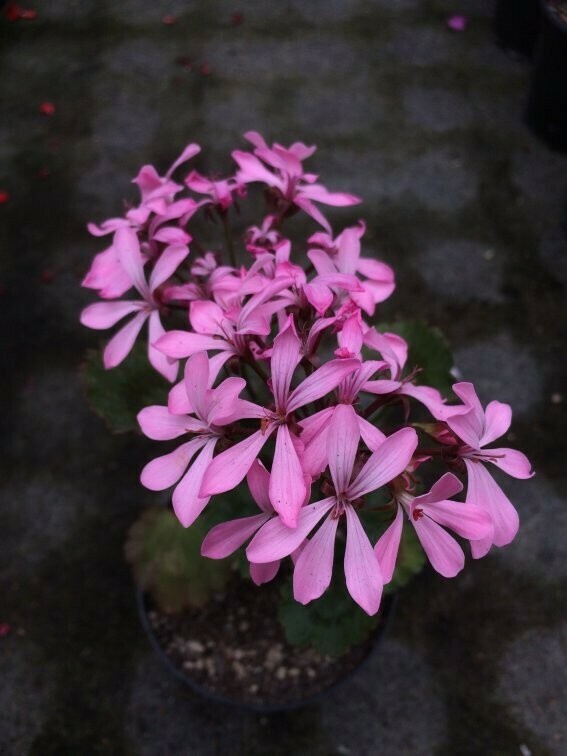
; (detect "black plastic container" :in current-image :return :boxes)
[136,588,397,713]
[495,0,541,57]
[525,1,567,152]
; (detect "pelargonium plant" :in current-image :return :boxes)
[80,133,533,652]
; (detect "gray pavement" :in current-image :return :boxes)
[1,1,566,754]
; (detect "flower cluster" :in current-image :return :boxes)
[81,134,533,616]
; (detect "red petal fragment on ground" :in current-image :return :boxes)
[39,102,55,116]
[4,3,21,21]
[230,12,244,26]
[40,269,54,283]
[37,167,51,179]
[199,63,212,76]
[0,191,9,204]
[162,15,177,25]
[447,15,468,32]
[20,8,37,19]
[0,623,11,637]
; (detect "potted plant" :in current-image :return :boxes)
[80,134,533,709]
[525,0,567,151]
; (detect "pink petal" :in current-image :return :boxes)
[190,300,227,336]
[414,490,493,541]
[478,400,512,446]
[168,379,192,415]
[464,459,519,548]
[286,358,360,414]
[201,513,270,559]
[270,316,301,411]
[374,504,403,584]
[166,142,201,178]
[293,514,338,604]
[148,312,178,382]
[154,331,230,358]
[335,226,360,275]
[247,459,272,513]
[358,416,386,451]
[478,447,534,479]
[344,504,383,616]
[137,405,196,440]
[172,438,217,527]
[411,516,465,578]
[303,282,333,315]
[246,497,335,563]
[149,244,190,292]
[114,227,150,299]
[294,195,331,232]
[416,472,463,505]
[80,300,144,329]
[206,376,247,426]
[250,560,280,585]
[103,311,148,368]
[327,404,359,493]
[446,408,484,449]
[269,425,307,528]
[347,427,418,500]
[184,352,209,421]
[307,248,336,276]
[300,184,361,207]
[400,383,448,417]
[199,427,274,497]
[140,437,206,491]
[232,150,281,187]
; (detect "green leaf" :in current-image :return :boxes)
[277,576,380,657]
[81,342,169,433]
[125,508,231,613]
[381,320,454,395]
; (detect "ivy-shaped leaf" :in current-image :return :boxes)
[125,507,231,613]
[381,320,454,396]
[277,576,380,657]
[81,342,170,433]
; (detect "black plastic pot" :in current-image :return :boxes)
[495,0,541,57]
[525,1,567,151]
[136,587,397,713]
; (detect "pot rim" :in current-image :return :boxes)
[136,586,397,714]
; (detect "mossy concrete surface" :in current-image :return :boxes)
[1,1,566,754]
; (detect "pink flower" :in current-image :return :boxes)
[185,170,244,211]
[247,405,419,615]
[376,473,492,581]
[232,131,361,231]
[201,459,282,585]
[308,222,395,315]
[443,383,533,557]
[80,227,188,380]
[138,352,259,527]
[199,316,360,527]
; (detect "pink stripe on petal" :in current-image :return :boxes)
[374,504,404,584]
[250,560,280,585]
[464,459,519,548]
[269,425,307,528]
[411,516,465,578]
[201,513,270,559]
[478,447,534,479]
[137,405,194,440]
[115,227,150,299]
[103,311,148,368]
[327,404,359,493]
[184,352,209,421]
[347,427,418,500]
[199,427,274,497]
[246,497,335,563]
[293,514,338,604]
[140,437,206,491]
[172,438,217,527]
[270,316,301,411]
[80,300,144,329]
[344,504,383,616]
